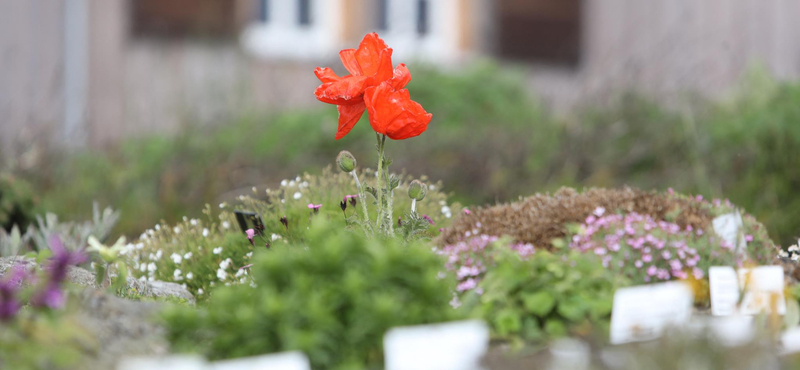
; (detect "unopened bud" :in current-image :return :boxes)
[408,180,427,201]
[336,150,357,173]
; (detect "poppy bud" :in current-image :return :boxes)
[336,150,357,173]
[408,180,427,201]
[340,200,347,212]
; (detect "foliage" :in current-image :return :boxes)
[129,169,460,300]
[0,310,94,370]
[163,220,462,370]
[438,235,534,295]
[465,249,626,346]
[0,173,36,233]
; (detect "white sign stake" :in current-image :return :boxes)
[610,282,693,344]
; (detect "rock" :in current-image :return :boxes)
[0,256,194,304]
[74,289,171,370]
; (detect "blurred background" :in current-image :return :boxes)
[1,0,799,246]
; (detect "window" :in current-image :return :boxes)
[377,0,389,31]
[259,0,269,23]
[416,0,429,36]
[298,0,311,26]
[496,0,582,66]
[131,0,238,38]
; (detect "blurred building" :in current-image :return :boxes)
[2,0,800,153]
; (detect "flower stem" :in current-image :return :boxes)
[375,134,386,232]
[351,171,372,234]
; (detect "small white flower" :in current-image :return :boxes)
[250,281,257,288]
[441,206,451,214]
[289,180,296,187]
[173,226,181,234]
[147,263,157,272]
[148,276,154,282]
[235,269,245,278]
[246,252,253,258]
[181,283,187,289]
[281,179,288,186]
[219,258,232,269]
[138,276,147,281]
[183,252,193,259]
[301,181,309,188]
[210,282,215,287]
[197,288,204,295]
[429,184,436,191]
[186,272,193,280]
[202,228,209,237]
[213,247,223,255]
[182,216,188,222]
[271,233,282,241]
[219,202,226,209]
[155,224,161,231]
[281,199,286,204]
[252,187,257,193]
[222,221,230,229]
[147,229,155,236]
[293,192,302,200]
[217,268,227,280]
[174,269,183,281]
[139,233,148,240]
[170,253,182,264]
[139,263,147,272]
[136,243,144,250]
[190,219,198,226]
[156,250,163,260]
[90,262,96,269]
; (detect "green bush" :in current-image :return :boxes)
[163,220,462,369]
[466,249,627,346]
[0,173,36,232]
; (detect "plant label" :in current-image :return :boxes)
[712,211,746,257]
[781,327,800,355]
[709,266,741,316]
[709,266,786,316]
[609,282,693,344]
[384,320,489,370]
[117,355,207,370]
[210,351,311,370]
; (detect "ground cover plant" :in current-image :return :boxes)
[163,220,461,369]
[128,169,460,301]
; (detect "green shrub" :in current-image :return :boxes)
[163,220,462,369]
[0,173,36,232]
[465,249,626,346]
[0,311,93,370]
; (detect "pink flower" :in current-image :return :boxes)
[463,209,471,215]
[594,207,606,216]
[634,260,643,268]
[647,265,658,276]
[246,229,255,240]
[642,254,653,263]
[662,251,671,259]
[745,234,754,242]
[307,203,322,210]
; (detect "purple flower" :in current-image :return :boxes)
[463,209,471,215]
[246,229,255,246]
[745,234,754,242]
[31,236,86,309]
[0,266,28,321]
[647,265,658,276]
[422,215,435,225]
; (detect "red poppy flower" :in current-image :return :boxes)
[363,82,432,140]
[314,33,412,140]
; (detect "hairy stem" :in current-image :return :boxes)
[351,171,372,235]
[375,134,386,232]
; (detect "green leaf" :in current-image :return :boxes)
[522,291,556,317]
[556,297,587,321]
[493,308,522,336]
[521,317,544,341]
[544,319,567,338]
[95,264,107,287]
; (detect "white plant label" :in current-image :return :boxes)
[781,327,800,355]
[712,211,746,257]
[709,266,741,316]
[709,266,785,316]
[210,351,311,370]
[384,320,489,370]
[609,282,693,344]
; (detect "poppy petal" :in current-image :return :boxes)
[314,67,341,83]
[314,75,371,105]
[355,33,393,79]
[363,82,431,140]
[389,64,411,90]
[335,102,366,140]
[339,49,362,76]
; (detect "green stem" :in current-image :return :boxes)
[375,134,386,231]
[351,171,372,235]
